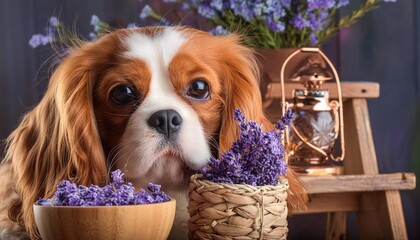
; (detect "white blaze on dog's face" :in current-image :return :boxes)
[118,29,211,188]
[94,27,224,190]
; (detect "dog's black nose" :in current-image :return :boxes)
[147,109,183,138]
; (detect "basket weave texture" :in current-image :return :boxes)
[188,174,288,240]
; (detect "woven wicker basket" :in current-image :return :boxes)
[188,174,289,240]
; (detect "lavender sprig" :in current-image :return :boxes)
[36,169,170,206]
[202,108,293,186]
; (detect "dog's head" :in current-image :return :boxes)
[92,27,272,189]
[4,26,271,238]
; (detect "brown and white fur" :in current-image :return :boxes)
[0,26,304,239]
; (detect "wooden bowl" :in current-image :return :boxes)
[33,199,176,240]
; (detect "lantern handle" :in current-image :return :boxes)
[280,47,345,162]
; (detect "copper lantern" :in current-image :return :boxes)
[280,48,345,175]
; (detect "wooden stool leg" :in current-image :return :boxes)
[326,212,347,240]
[385,190,408,240]
[343,98,378,175]
[283,85,413,240]
[342,98,408,239]
[357,191,407,240]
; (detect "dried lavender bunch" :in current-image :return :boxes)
[202,108,293,186]
[36,170,170,206]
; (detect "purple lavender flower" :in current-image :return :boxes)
[210,0,224,11]
[266,18,285,32]
[336,0,350,8]
[29,34,44,48]
[275,108,294,131]
[307,13,321,31]
[148,183,171,203]
[36,198,52,206]
[49,17,59,27]
[158,18,172,26]
[147,183,161,193]
[252,1,265,17]
[202,108,293,186]
[88,32,98,40]
[291,13,308,31]
[133,189,155,205]
[280,0,292,7]
[52,180,78,206]
[84,184,105,206]
[28,16,59,48]
[230,0,255,21]
[90,15,101,32]
[127,22,137,28]
[281,108,294,126]
[111,169,124,186]
[233,108,246,124]
[262,0,280,14]
[307,0,336,11]
[36,170,170,206]
[309,33,318,46]
[198,4,217,18]
[209,25,231,36]
[140,5,153,19]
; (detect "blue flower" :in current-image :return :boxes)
[210,0,224,11]
[88,32,97,40]
[49,17,59,27]
[90,15,99,25]
[336,0,350,8]
[291,13,308,30]
[198,4,217,18]
[158,18,171,26]
[140,5,153,19]
[252,1,265,17]
[90,15,101,32]
[266,18,285,32]
[209,25,231,36]
[309,33,318,46]
[29,34,44,48]
[307,0,336,11]
[28,17,59,49]
[127,23,137,28]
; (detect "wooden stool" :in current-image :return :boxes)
[265,82,416,239]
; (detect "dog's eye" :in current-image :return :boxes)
[110,85,138,105]
[186,80,210,100]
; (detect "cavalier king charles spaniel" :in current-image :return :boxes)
[0,26,304,239]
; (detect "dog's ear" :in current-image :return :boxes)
[4,44,109,238]
[216,35,272,154]
[216,35,308,209]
